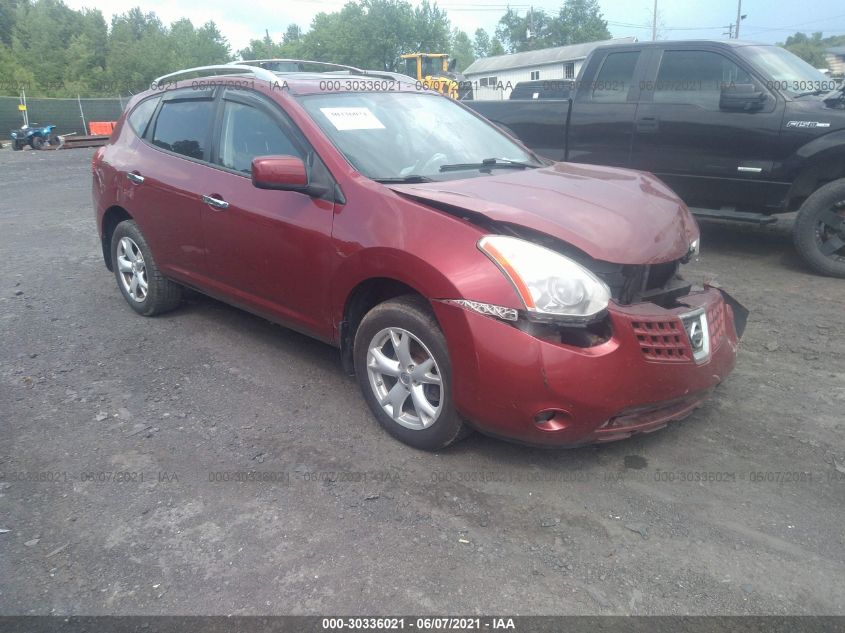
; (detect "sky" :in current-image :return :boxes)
[62,0,845,54]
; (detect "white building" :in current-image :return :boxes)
[463,37,637,100]
[826,46,845,77]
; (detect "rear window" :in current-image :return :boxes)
[127,96,160,137]
[151,99,215,160]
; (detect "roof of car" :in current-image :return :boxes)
[596,39,767,50]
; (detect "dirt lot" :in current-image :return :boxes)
[1,148,843,616]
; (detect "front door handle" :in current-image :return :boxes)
[636,116,659,132]
[126,171,144,184]
[202,194,229,210]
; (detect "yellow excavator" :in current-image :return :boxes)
[401,53,469,100]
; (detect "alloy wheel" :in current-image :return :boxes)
[116,236,148,302]
[366,327,443,430]
[815,200,845,261]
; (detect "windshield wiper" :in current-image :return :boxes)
[439,157,538,173]
[372,175,433,183]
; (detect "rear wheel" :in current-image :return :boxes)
[110,220,182,316]
[12,139,22,151]
[353,295,468,450]
[793,179,845,278]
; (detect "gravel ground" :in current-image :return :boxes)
[1,147,843,616]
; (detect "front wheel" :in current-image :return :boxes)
[31,136,45,150]
[353,296,468,450]
[110,220,182,316]
[793,179,845,278]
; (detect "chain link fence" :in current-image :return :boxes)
[1,96,126,136]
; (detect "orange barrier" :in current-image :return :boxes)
[88,121,116,135]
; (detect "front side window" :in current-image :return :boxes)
[653,50,755,109]
[592,51,639,103]
[217,100,303,174]
[298,92,541,181]
[151,99,214,160]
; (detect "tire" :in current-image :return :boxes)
[12,139,22,151]
[48,133,60,147]
[353,295,469,450]
[793,178,845,278]
[110,220,182,316]
[31,136,45,150]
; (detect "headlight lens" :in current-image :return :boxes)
[478,235,611,318]
[689,238,700,260]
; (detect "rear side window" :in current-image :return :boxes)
[127,96,160,137]
[217,100,303,173]
[151,99,215,160]
[592,51,639,103]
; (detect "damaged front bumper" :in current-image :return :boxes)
[433,286,745,447]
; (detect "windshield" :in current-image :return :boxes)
[298,91,541,181]
[744,45,839,96]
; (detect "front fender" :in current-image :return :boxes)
[781,129,845,203]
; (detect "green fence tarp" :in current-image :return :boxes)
[1,96,125,137]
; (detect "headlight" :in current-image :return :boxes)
[478,235,611,319]
[689,238,700,260]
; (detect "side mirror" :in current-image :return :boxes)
[251,155,308,191]
[720,83,767,112]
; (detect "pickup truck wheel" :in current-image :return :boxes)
[793,179,845,278]
[110,220,182,316]
[353,296,469,450]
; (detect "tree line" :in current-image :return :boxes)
[0,0,612,96]
[782,32,845,69]
[0,0,840,98]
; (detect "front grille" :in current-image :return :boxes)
[631,317,691,362]
[707,301,726,349]
[592,261,687,307]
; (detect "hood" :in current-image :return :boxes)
[387,162,699,265]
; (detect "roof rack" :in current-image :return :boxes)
[233,59,365,74]
[233,59,412,83]
[151,59,418,91]
[153,64,278,87]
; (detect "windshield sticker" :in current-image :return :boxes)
[320,107,386,131]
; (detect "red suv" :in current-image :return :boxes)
[92,62,744,450]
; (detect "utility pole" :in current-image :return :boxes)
[724,23,734,39]
[652,0,657,41]
[735,0,742,39]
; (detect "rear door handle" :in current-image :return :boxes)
[636,116,659,132]
[202,194,229,210]
[126,171,144,184]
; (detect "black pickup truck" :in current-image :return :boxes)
[466,40,845,278]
